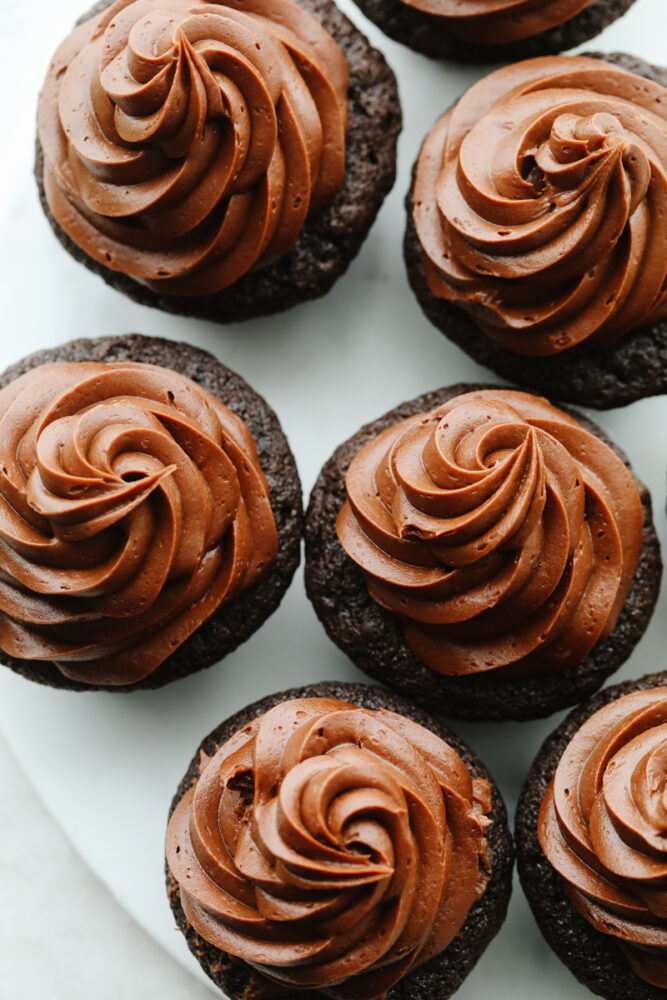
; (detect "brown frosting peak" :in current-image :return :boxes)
[398,0,592,44]
[539,686,667,987]
[336,389,642,677]
[166,697,492,999]
[0,361,277,685]
[38,0,348,296]
[413,56,667,355]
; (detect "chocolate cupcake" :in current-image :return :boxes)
[352,0,637,62]
[516,671,667,997]
[35,0,401,322]
[0,334,302,691]
[165,681,513,1000]
[305,384,661,722]
[406,53,667,408]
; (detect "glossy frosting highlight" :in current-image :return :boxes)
[399,0,591,45]
[539,686,667,988]
[0,361,277,685]
[38,0,348,296]
[337,389,642,678]
[166,696,492,999]
[413,56,667,355]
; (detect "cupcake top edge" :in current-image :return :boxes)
[166,693,493,999]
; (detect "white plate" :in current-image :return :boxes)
[0,1,666,996]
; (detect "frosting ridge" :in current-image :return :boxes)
[413,56,667,355]
[38,0,349,296]
[0,361,277,685]
[539,686,667,987]
[166,696,492,999]
[336,389,643,677]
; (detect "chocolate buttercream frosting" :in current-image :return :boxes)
[336,388,642,678]
[413,55,667,355]
[166,696,492,999]
[0,361,277,685]
[398,0,592,44]
[538,686,667,988]
[38,0,348,297]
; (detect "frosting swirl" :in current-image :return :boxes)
[38,0,348,296]
[413,56,667,355]
[166,696,491,998]
[0,361,277,685]
[337,389,642,677]
[539,686,667,988]
[399,0,592,45]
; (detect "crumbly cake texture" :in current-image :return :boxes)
[35,0,401,322]
[304,383,661,722]
[0,334,303,692]
[353,0,636,62]
[404,52,667,410]
[516,671,667,1000]
[166,681,514,1000]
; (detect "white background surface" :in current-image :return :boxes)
[0,0,666,997]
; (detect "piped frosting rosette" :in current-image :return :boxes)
[336,389,643,678]
[0,362,277,685]
[539,686,667,988]
[413,56,667,355]
[399,0,593,45]
[38,0,348,296]
[166,696,491,999]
